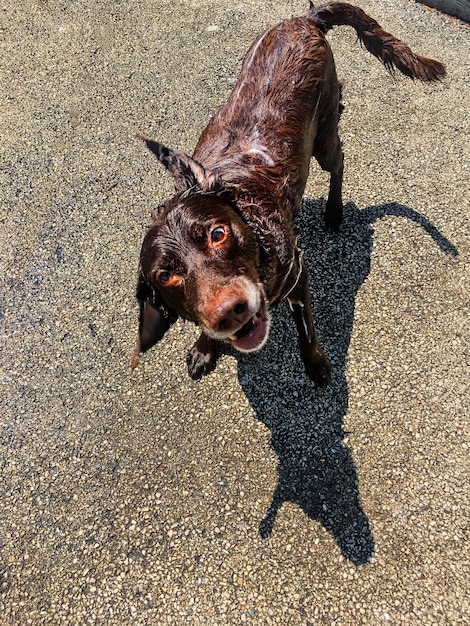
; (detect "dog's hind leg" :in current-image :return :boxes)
[313,79,345,230]
[287,258,332,387]
[324,152,344,231]
[313,118,344,231]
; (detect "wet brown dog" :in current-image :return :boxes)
[132,2,445,385]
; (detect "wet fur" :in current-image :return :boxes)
[133,2,445,384]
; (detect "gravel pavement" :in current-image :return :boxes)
[1,1,469,624]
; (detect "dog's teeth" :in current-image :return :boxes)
[229,334,238,340]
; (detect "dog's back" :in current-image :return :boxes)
[193,17,337,220]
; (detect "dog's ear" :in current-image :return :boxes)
[137,134,221,193]
[131,270,178,370]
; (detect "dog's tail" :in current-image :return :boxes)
[308,2,446,82]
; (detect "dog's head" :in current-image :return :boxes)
[132,138,271,369]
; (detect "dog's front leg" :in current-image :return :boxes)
[186,332,218,380]
[287,259,332,387]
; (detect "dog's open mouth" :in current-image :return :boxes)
[226,310,270,352]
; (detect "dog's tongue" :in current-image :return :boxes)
[227,315,269,352]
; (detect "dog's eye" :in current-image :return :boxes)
[210,225,229,245]
[156,269,183,287]
[157,270,173,285]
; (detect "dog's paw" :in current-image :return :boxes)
[186,346,216,380]
[302,350,332,388]
[186,337,217,380]
[307,362,332,388]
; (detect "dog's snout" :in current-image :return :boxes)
[203,290,251,334]
[215,297,249,333]
[233,302,248,316]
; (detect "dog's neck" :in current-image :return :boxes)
[226,185,301,304]
[269,246,304,304]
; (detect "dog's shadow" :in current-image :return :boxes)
[234,200,457,565]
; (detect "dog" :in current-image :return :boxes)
[132,2,445,386]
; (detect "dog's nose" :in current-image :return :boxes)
[217,301,249,333]
[207,292,250,334]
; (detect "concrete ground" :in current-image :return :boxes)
[1,0,468,624]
